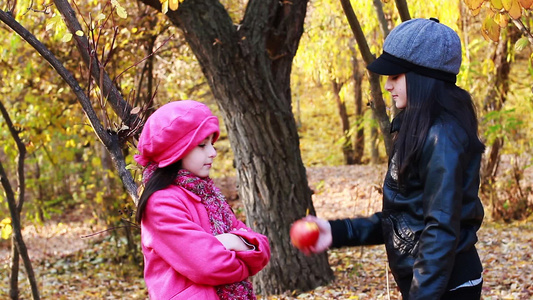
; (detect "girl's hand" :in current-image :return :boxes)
[215,233,255,251]
[298,215,332,255]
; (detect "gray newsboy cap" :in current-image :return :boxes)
[367,18,462,83]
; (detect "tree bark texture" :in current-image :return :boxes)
[351,55,364,164]
[10,244,20,299]
[138,0,333,294]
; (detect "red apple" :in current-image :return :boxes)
[290,219,319,249]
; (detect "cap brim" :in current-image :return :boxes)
[367,52,411,75]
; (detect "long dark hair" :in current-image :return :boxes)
[136,162,182,223]
[393,72,485,181]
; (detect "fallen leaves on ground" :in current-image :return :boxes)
[0,165,532,299]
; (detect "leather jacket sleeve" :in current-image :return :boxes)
[329,213,385,248]
[408,122,469,299]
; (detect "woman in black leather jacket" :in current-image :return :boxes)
[297,18,485,300]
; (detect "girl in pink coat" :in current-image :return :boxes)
[134,100,271,300]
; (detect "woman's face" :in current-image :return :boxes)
[182,133,217,178]
[385,73,407,109]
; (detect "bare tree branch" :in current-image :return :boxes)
[373,0,400,118]
[53,0,136,127]
[0,9,139,204]
[373,0,390,37]
[0,100,40,300]
[0,97,27,299]
[395,0,411,22]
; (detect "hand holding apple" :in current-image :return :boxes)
[290,219,320,250]
[290,216,332,255]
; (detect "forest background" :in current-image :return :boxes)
[0,0,532,299]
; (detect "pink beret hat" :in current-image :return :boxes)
[134,100,220,168]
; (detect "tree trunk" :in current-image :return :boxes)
[370,110,380,164]
[351,54,364,164]
[138,0,333,294]
[332,80,356,165]
[480,27,520,203]
[9,242,19,300]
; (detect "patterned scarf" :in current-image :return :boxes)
[143,165,255,300]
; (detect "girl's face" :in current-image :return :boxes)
[182,133,217,178]
[385,73,407,109]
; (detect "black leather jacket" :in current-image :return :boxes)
[329,114,484,300]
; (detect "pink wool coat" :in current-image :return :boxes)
[141,185,271,299]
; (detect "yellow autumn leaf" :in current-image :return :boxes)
[91,156,101,167]
[491,0,504,9]
[75,30,84,36]
[495,13,509,27]
[508,0,522,19]
[117,6,127,18]
[1,225,12,239]
[520,0,533,8]
[466,0,486,10]
[95,13,106,22]
[45,15,60,31]
[515,37,529,51]
[169,0,179,11]
[65,139,76,147]
[62,33,73,42]
[162,0,168,14]
[472,6,482,16]
[502,0,513,10]
[111,0,127,18]
[482,15,500,42]
[126,163,142,171]
[1,218,12,240]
